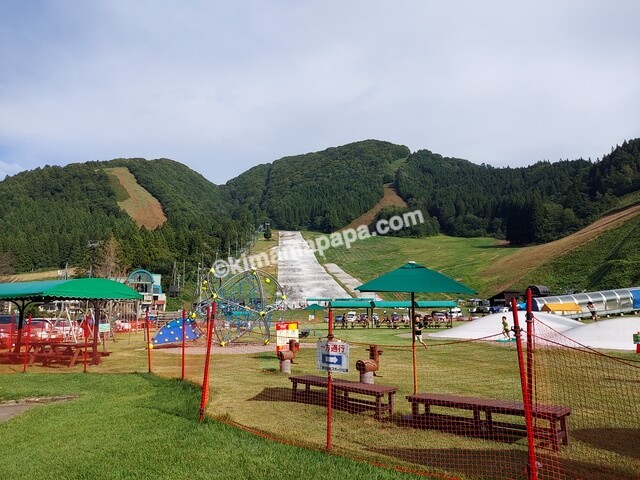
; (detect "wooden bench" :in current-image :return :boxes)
[289,374,397,420]
[406,393,571,451]
[26,341,103,367]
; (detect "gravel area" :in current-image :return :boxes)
[157,342,318,355]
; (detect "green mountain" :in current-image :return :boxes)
[396,139,640,244]
[1,138,639,295]
[221,140,410,231]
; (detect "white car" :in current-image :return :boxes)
[345,311,358,323]
[449,307,462,319]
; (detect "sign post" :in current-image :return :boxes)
[316,340,350,373]
[276,322,299,352]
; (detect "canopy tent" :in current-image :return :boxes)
[371,300,410,309]
[371,300,458,309]
[357,261,476,393]
[0,278,143,301]
[541,302,582,312]
[416,300,458,309]
[0,278,142,363]
[328,299,372,309]
[303,303,325,311]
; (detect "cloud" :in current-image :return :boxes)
[0,1,638,183]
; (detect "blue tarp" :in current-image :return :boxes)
[631,289,640,309]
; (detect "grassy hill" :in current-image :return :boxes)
[309,201,640,298]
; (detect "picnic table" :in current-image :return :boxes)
[25,341,101,367]
[289,374,397,420]
[406,392,571,451]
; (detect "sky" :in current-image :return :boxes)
[1,1,639,184]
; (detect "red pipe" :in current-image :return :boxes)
[181,309,186,381]
[8,312,15,349]
[526,289,535,420]
[83,329,88,373]
[511,298,538,480]
[199,303,217,423]
[22,314,32,373]
[326,306,333,451]
[145,310,152,373]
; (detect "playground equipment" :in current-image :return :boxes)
[195,267,288,346]
[277,338,299,374]
[151,314,202,347]
[356,344,383,384]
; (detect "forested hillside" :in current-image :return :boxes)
[0,159,250,279]
[221,140,411,231]
[1,137,639,295]
[396,139,640,244]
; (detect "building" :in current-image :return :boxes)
[126,269,166,320]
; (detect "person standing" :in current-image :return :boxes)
[587,301,597,321]
[414,316,427,348]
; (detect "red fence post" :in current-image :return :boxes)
[181,309,186,381]
[22,314,32,373]
[145,310,152,373]
[326,306,333,451]
[199,303,217,423]
[511,298,538,480]
[8,312,15,350]
[83,329,88,373]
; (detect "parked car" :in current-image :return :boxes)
[0,318,65,344]
[450,307,462,319]
[431,311,447,321]
[345,311,358,323]
[489,306,509,314]
[475,305,490,314]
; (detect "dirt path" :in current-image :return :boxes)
[0,396,77,423]
[342,183,407,231]
[105,167,167,229]
[484,203,640,292]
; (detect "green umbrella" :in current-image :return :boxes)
[356,261,476,393]
[303,303,325,311]
[355,261,476,295]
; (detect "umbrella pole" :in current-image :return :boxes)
[411,292,418,394]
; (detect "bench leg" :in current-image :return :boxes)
[560,417,569,446]
[68,348,81,367]
[291,382,298,401]
[375,396,382,420]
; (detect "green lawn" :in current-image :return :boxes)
[2,324,639,480]
[303,232,519,298]
[0,373,423,480]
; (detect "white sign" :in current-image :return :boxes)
[316,340,349,373]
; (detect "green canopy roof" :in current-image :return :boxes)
[415,300,458,308]
[371,300,458,309]
[329,299,372,309]
[0,278,143,301]
[356,262,476,295]
[371,301,410,309]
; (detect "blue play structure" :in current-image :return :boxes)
[152,318,202,346]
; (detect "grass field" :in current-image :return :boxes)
[305,232,517,298]
[0,373,420,480]
[2,323,638,480]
